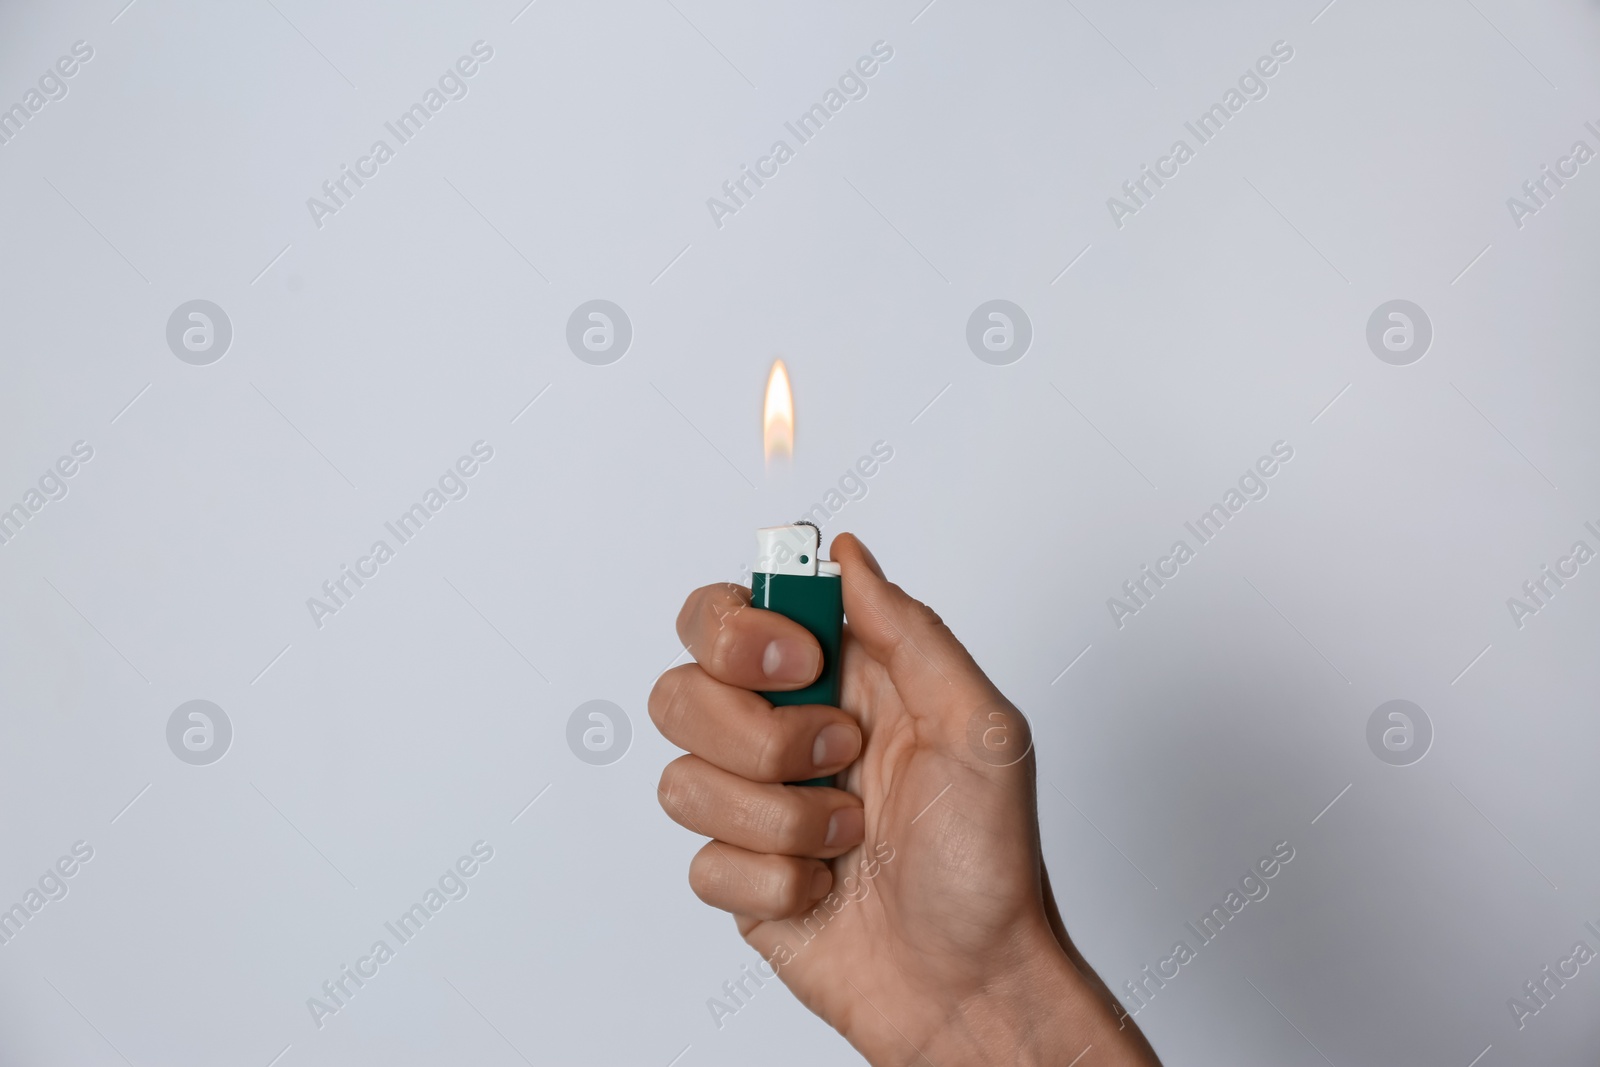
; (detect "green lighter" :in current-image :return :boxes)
[752,522,843,788]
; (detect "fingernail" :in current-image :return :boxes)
[812,723,859,769]
[824,806,864,848]
[762,638,818,684]
[809,866,831,900]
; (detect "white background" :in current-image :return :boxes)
[1,1,1598,1064]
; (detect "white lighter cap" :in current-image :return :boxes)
[755,523,821,576]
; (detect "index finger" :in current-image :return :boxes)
[675,582,822,690]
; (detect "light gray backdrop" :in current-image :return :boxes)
[1,0,1597,1064]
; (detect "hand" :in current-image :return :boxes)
[651,533,1162,1066]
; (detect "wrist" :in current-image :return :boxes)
[915,921,1158,1067]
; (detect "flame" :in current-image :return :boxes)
[763,358,794,464]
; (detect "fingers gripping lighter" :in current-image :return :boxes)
[753,522,842,788]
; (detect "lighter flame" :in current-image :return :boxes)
[763,359,794,464]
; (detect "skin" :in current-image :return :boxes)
[651,533,1163,1066]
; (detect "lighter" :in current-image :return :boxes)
[752,521,843,788]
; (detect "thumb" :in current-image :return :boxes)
[830,532,998,723]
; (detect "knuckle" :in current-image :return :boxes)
[680,584,749,650]
[750,714,791,782]
[677,586,715,640]
[713,582,749,621]
[687,848,728,906]
[657,757,700,822]
[648,665,695,737]
[775,862,812,914]
[705,621,745,674]
[655,768,677,814]
[646,670,676,730]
